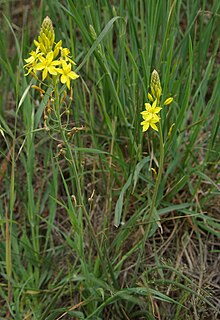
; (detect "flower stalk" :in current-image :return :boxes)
[140,69,173,238]
[145,121,164,238]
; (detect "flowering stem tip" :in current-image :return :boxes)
[140,69,173,132]
[24,16,79,89]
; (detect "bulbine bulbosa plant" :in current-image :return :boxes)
[141,70,173,237]
[24,16,82,155]
[24,16,102,262]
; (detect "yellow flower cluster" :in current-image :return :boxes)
[24,16,79,89]
[141,100,162,132]
[141,70,173,132]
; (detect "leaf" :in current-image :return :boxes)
[195,171,220,191]
[114,174,132,227]
[158,203,191,216]
[132,156,150,192]
[17,79,34,114]
[147,207,162,238]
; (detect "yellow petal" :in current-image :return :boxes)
[48,66,57,75]
[142,114,152,121]
[151,116,160,122]
[69,71,79,80]
[144,103,151,110]
[67,57,76,65]
[142,122,149,132]
[46,51,54,63]
[56,68,64,74]
[140,110,149,116]
[152,99,157,108]
[61,60,68,70]
[54,40,62,50]
[51,60,61,66]
[24,56,34,64]
[38,55,45,63]
[150,123,158,131]
[61,74,68,84]
[42,68,48,80]
[66,78,70,89]
[34,63,45,70]
[153,107,162,113]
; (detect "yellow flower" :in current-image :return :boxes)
[140,100,161,132]
[24,47,40,65]
[34,51,60,80]
[24,16,80,88]
[24,47,43,75]
[53,40,62,58]
[57,60,79,89]
[60,48,76,65]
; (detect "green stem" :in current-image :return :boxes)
[131,115,165,287]
[145,121,164,238]
[54,85,104,268]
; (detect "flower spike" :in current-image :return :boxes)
[24,16,79,90]
[150,69,162,102]
[141,69,174,132]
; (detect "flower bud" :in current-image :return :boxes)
[150,69,162,101]
[38,16,55,53]
[164,97,173,105]
[147,92,154,102]
[41,16,54,38]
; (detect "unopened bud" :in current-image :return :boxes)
[147,92,154,102]
[41,16,54,38]
[38,16,55,53]
[164,97,173,106]
[150,69,162,101]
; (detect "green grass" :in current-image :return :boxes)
[0,0,220,319]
